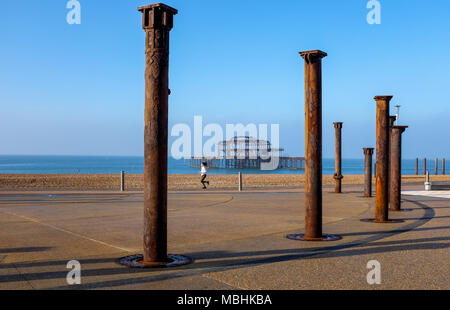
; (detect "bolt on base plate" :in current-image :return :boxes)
[360,218,405,223]
[285,234,342,241]
[116,254,193,268]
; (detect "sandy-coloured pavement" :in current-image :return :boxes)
[0,184,448,290]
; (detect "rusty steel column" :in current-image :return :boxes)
[389,126,408,211]
[374,96,391,222]
[302,50,325,239]
[363,148,374,198]
[443,158,446,175]
[361,96,396,224]
[333,122,343,193]
[415,158,418,175]
[141,3,176,264]
[137,4,187,267]
[300,50,325,240]
[362,97,405,223]
[388,116,396,203]
[286,50,341,242]
[435,158,438,175]
[389,116,396,128]
[117,3,192,268]
[388,116,396,169]
[423,158,426,175]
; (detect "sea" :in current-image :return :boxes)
[0,155,443,175]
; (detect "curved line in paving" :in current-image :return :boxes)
[46,197,436,289]
[0,194,134,206]
[168,194,234,212]
[190,195,234,209]
[0,193,236,208]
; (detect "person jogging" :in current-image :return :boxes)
[200,162,210,189]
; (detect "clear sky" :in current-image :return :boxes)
[1,0,449,158]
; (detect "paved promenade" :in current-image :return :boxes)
[0,185,448,289]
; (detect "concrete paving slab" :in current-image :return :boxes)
[0,186,448,290]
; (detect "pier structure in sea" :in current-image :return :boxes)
[189,136,304,170]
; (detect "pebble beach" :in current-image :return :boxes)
[1,173,449,191]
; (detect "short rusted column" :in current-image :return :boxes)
[443,158,446,175]
[389,126,408,211]
[141,3,175,263]
[435,158,438,175]
[389,116,396,127]
[423,158,426,175]
[363,148,374,198]
[374,96,392,222]
[333,122,343,193]
[415,158,418,175]
[286,50,340,242]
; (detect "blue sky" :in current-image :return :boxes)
[0,0,449,158]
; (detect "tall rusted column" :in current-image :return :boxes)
[435,158,438,175]
[388,116,396,163]
[389,126,408,211]
[141,3,176,263]
[286,50,340,242]
[333,122,344,193]
[415,158,418,175]
[118,3,191,268]
[363,148,374,198]
[302,50,325,239]
[443,158,446,175]
[423,158,426,175]
[388,116,396,203]
[374,96,392,222]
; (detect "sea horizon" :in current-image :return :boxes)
[0,154,445,175]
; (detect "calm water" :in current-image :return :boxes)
[0,155,444,175]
